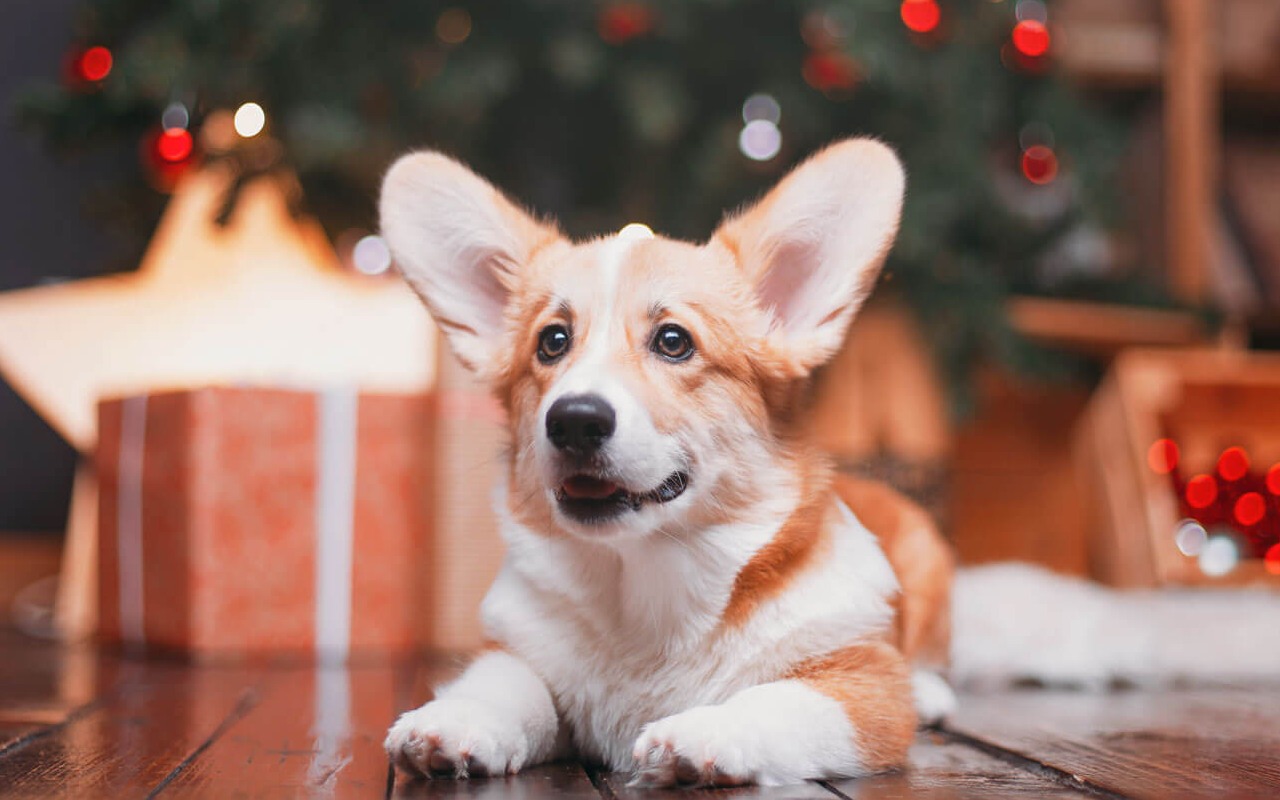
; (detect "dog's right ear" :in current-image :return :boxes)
[380,152,560,373]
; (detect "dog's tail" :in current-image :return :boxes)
[948,562,1280,689]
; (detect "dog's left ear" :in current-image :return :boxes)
[715,138,905,368]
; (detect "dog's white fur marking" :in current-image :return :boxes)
[910,670,957,723]
[383,650,560,776]
[631,680,864,786]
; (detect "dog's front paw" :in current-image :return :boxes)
[385,698,531,778]
[630,705,756,788]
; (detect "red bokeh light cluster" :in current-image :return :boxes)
[1021,144,1058,185]
[1150,439,1280,562]
[900,0,941,34]
[597,3,654,45]
[1012,20,1050,58]
[76,45,113,82]
[803,52,859,93]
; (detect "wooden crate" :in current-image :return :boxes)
[1077,348,1280,588]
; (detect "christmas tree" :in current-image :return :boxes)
[16,0,1154,411]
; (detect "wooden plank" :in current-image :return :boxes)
[592,767,839,798]
[1006,297,1205,357]
[0,533,61,626]
[949,688,1280,799]
[0,656,261,799]
[395,762,602,799]
[826,730,1096,799]
[150,663,405,798]
[0,631,99,730]
[1164,0,1218,302]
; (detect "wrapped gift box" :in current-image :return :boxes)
[423,345,508,652]
[96,386,432,659]
[1075,349,1280,588]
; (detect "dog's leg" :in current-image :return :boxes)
[385,649,560,778]
[631,642,915,787]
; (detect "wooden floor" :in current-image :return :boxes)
[3,631,1279,799]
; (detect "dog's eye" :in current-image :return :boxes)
[652,324,694,362]
[537,325,571,364]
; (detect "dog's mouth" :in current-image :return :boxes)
[554,471,689,524]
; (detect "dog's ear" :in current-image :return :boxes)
[714,138,904,369]
[380,151,560,373]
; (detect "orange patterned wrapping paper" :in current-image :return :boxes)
[97,387,431,659]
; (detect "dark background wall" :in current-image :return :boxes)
[1,1,133,532]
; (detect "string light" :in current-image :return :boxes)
[598,3,655,45]
[742,94,781,125]
[1266,543,1280,576]
[1185,474,1217,510]
[739,119,782,161]
[1199,534,1239,577]
[1014,0,1048,23]
[900,0,941,34]
[352,235,393,275]
[1174,519,1207,557]
[161,102,190,132]
[1021,144,1058,185]
[1217,446,1249,481]
[76,46,113,82]
[1234,492,1265,527]
[1147,438,1179,474]
[155,128,194,162]
[1012,20,1050,57]
[233,102,266,138]
[436,8,472,45]
[803,52,858,93]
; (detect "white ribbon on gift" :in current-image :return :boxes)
[115,387,360,659]
[117,394,148,647]
[315,386,358,662]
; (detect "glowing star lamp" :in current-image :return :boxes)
[0,166,436,637]
[0,166,434,451]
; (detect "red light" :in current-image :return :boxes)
[1234,492,1266,527]
[77,46,113,82]
[1012,20,1050,58]
[1021,145,1058,185]
[1147,438,1179,474]
[1216,446,1249,481]
[803,52,859,92]
[1186,474,1217,509]
[156,129,193,163]
[901,0,941,34]
[597,3,654,45]
[1267,463,1280,496]
[1266,544,1280,576]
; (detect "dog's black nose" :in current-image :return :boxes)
[546,394,616,454]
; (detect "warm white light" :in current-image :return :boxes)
[739,119,782,161]
[742,93,781,125]
[162,102,190,131]
[617,223,654,241]
[1199,534,1239,577]
[1174,519,1207,557]
[352,235,392,275]
[1015,0,1048,23]
[234,102,266,138]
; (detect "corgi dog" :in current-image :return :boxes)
[380,138,953,786]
